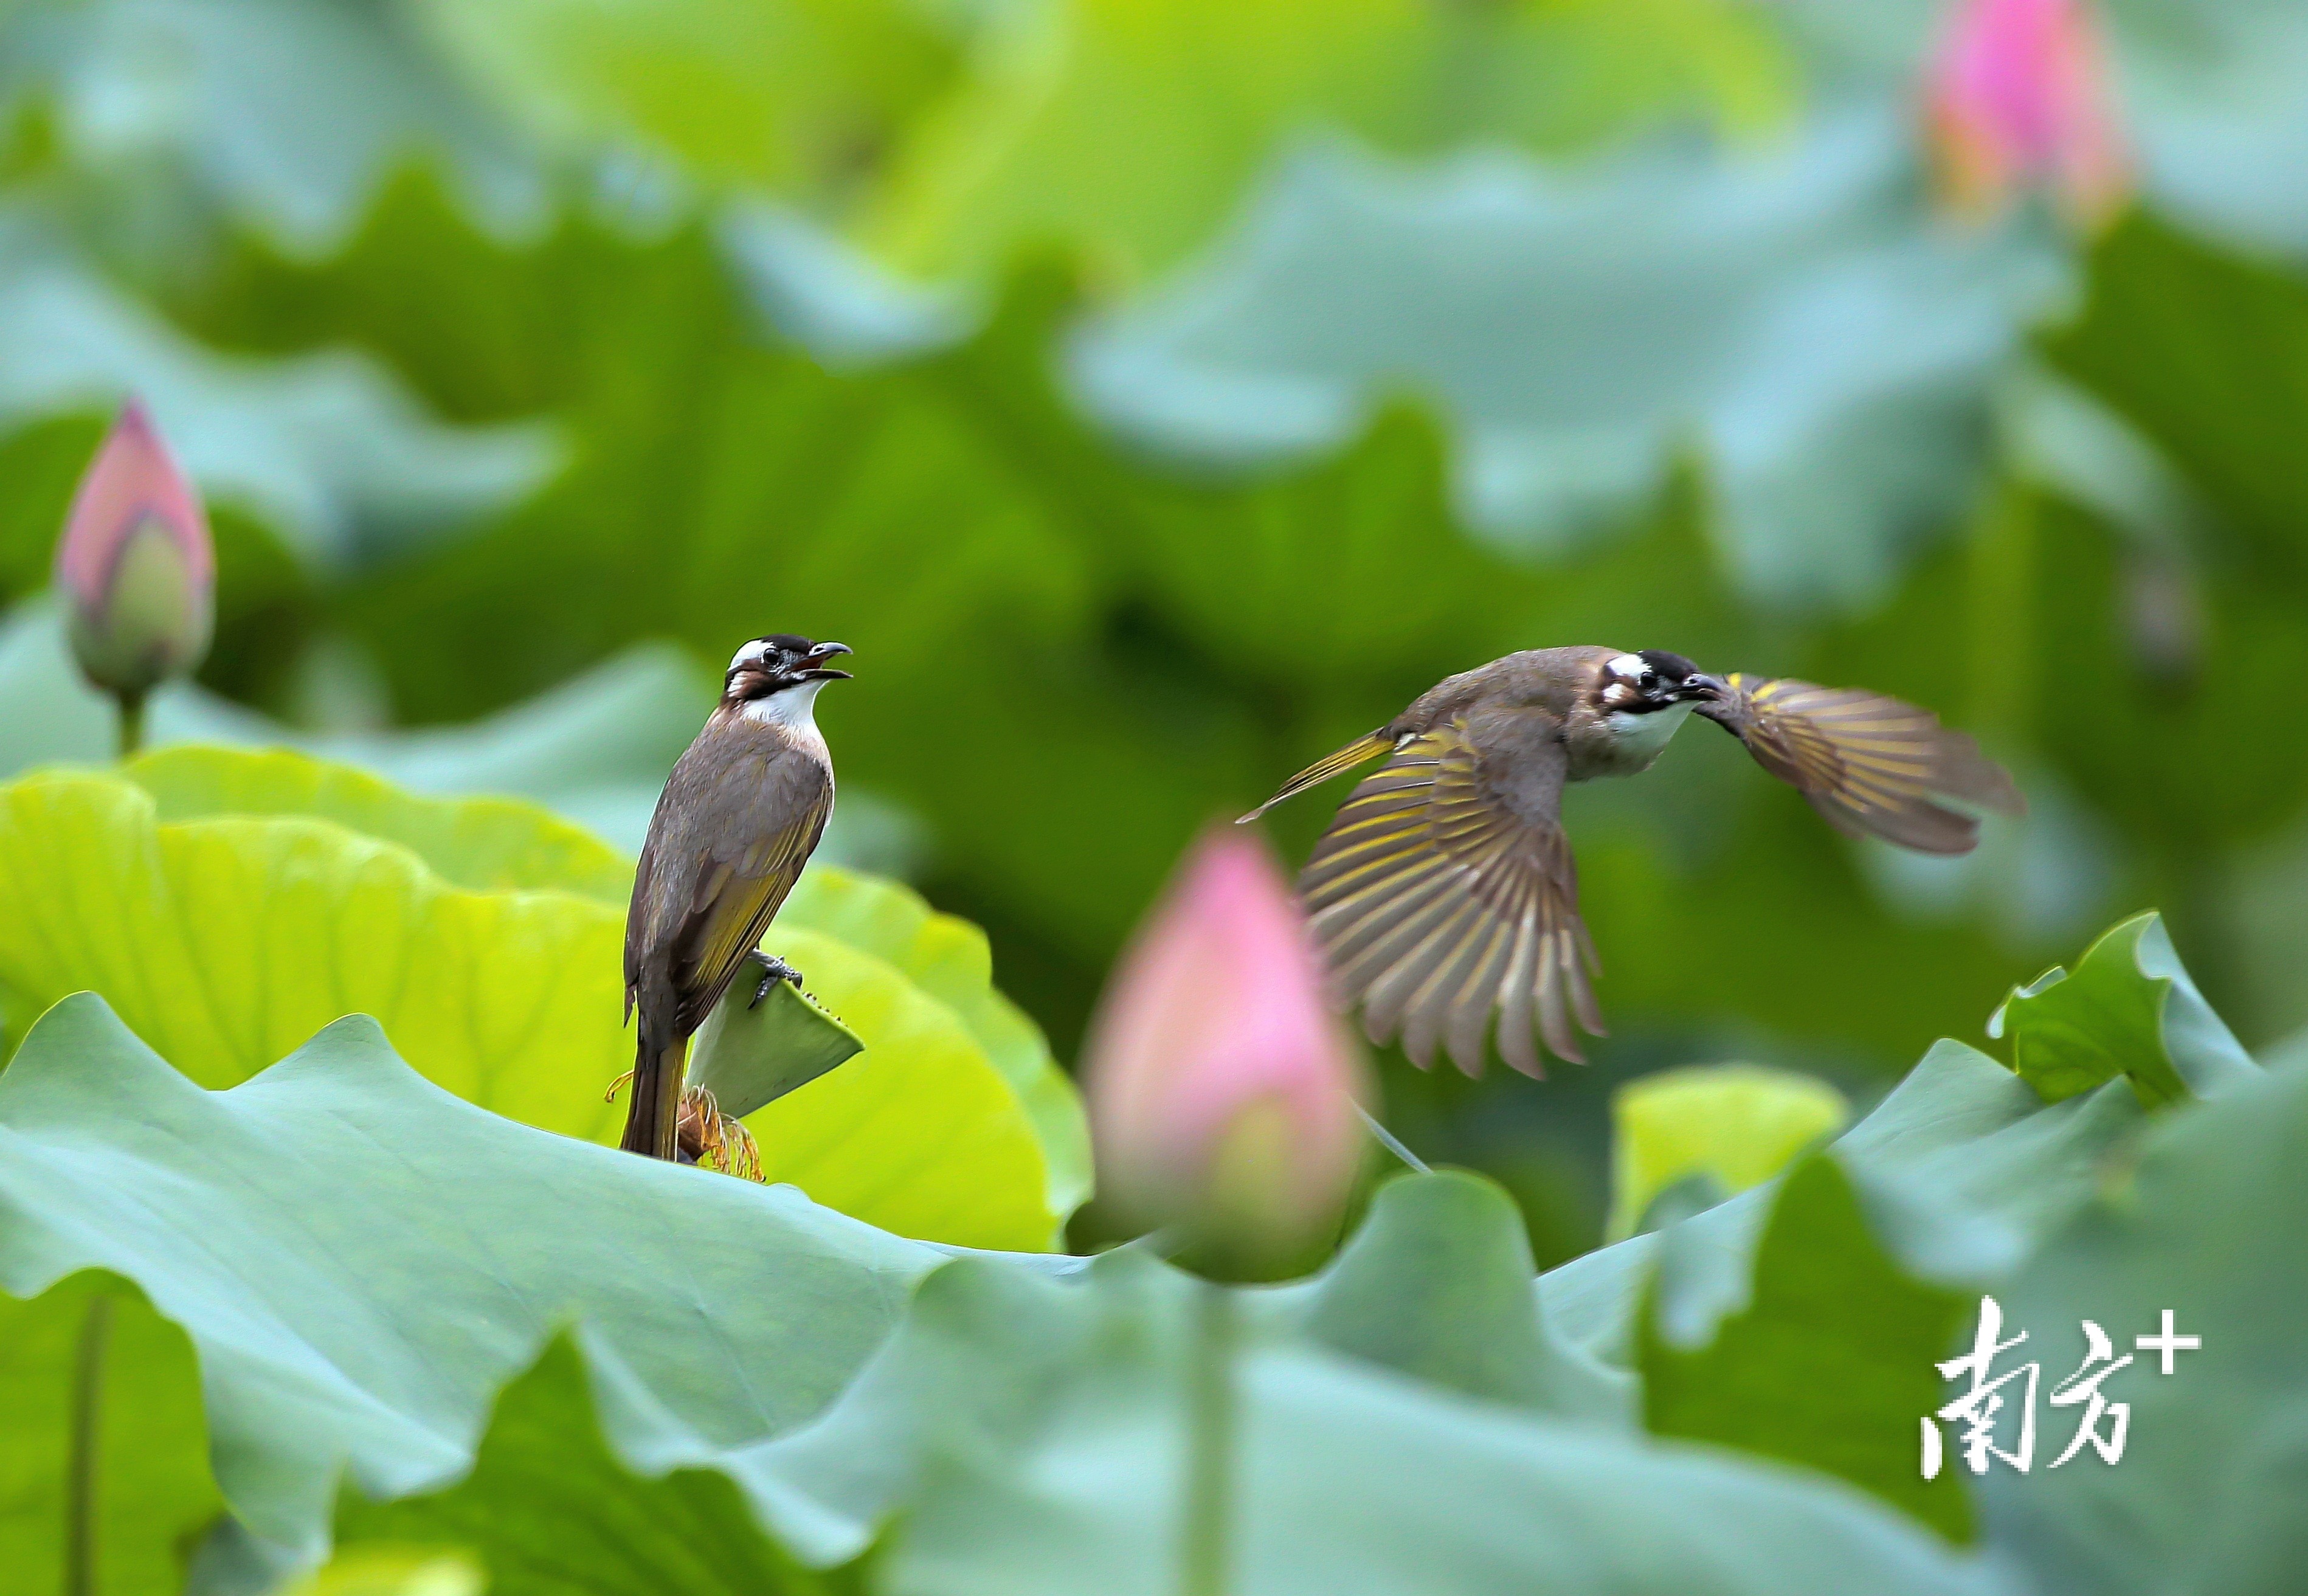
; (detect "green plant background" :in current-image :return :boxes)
[1,7,2304,1245]
[0,0,2303,1587]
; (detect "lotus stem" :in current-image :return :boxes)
[1180,1277,1236,1596]
[66,1293,113,1596]
[1352,1101,1430,1173]
[114,694,145,760]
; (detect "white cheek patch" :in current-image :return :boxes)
[741,678,827,737]
[1603,682,1636,707]
[1608,653,1648,680]
[1606,699,1695,759]
[728,638,775,674]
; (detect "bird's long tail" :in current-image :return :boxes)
[1237,730,1391,823]
[619,1035,689,1160]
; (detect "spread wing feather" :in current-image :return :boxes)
[1702,675,2024,855]
[1299,722,1598,1078]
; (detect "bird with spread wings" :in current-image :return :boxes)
[1245,649,2022,1078]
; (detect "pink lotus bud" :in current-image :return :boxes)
[1925,0,2128,229]
[1085,826,1370,1279]
[55,400,215,706]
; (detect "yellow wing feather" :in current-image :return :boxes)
[1300,722,1598,1077]
[1715,674,2023,855]
[1239,731,1394,822]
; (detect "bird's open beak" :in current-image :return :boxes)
[803,641,854,680]
[1677,673,1727,702]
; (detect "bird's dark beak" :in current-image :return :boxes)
[803,641,854,680]
[1678,673,1726,702]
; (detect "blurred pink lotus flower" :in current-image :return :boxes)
[1926,0,2128,229]
[55,400,214,712]
[1085,826,1370,1277]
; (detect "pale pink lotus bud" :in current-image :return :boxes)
[55,401,215,706]
[1085,826,1370,1277]
[1926,0,2128,228]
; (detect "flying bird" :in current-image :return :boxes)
[1242,648,2022,1077]
[621,634,852,1159]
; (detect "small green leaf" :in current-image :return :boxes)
[1642,1155,1974,1542]
[1988,911,2258,1108]
[689,976,865,1122]
[1608,1064,1849,1242]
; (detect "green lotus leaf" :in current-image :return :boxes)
[413,0,959,195]
[779,865,1091,1218]
[0,1274,219,1596]
[0,261,549,572]
[1988,910,2260,1109]
[106,745,1087,1223]
[747,924,1053,1248]
[0,770,1060,1248]
[2,992,2235,1596]
[1073,109,2064,609]
[119,744,635,902]
[1641,1155,1973,1541]
[767,1248,1999,1595]
[1606,1063,1850,1242]
[0,994,945,1586]
[1986,1055,2308,1595]
[331,1335,856,1596]
[286,1547,485,1596]
[862,0,1792,281]
[1541,1035,2147,1372]
[1294,1170,1628,1423]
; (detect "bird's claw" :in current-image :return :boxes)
[746,951,806,1008]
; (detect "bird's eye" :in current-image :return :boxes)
[1639,670,1659,691]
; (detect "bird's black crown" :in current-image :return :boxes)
[1636,649,1701,683]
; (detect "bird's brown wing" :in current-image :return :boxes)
[1300,720,1598,1078]
[626,735,835,1040]
[1700,674,2025,855]
[665,783,831,1036]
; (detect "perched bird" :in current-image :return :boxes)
[621,634,852,1159]
[1242,648,2022,1078]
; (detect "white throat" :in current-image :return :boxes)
[740,679,827,746]
[1605,698,1694,764]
